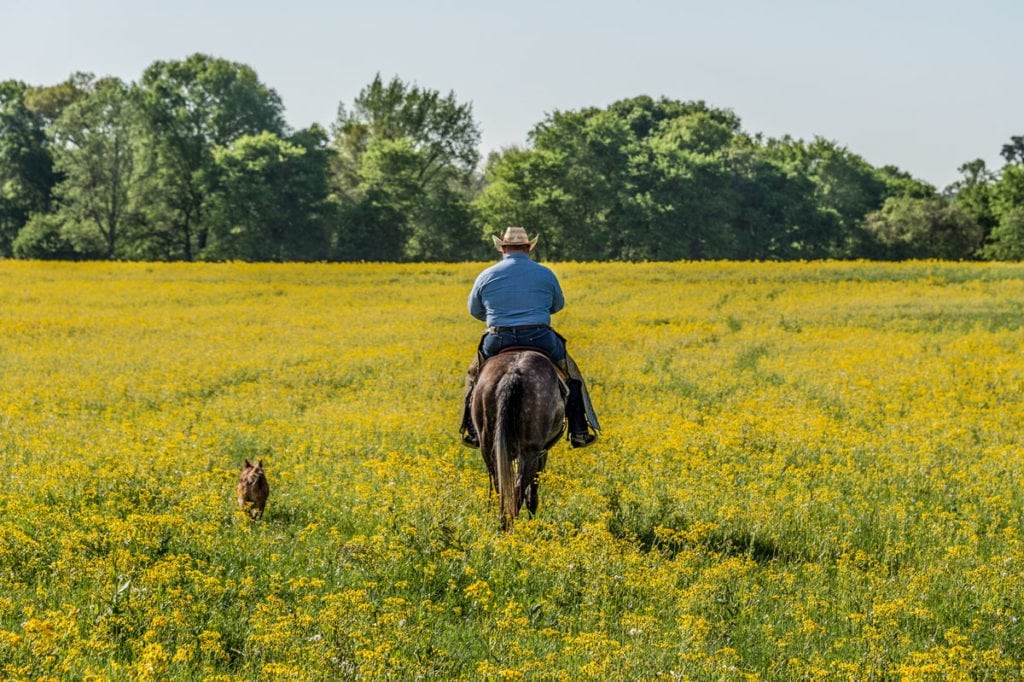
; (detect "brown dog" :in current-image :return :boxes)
[237,459,269,519]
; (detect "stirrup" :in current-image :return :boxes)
[570,431,598,449]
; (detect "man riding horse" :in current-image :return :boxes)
[460,227,600,449]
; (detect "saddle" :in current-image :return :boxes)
[474,341,600,433]
[495,345,547,356]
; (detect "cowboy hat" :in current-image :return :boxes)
[492,226,539,251]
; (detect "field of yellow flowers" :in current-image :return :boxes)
[2,259,1024,680]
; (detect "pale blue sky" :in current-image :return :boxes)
[2,0,1020,189]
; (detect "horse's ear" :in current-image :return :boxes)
[244,459,251,468]
[256,459,263,468]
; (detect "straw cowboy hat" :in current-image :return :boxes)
[492,226,539,251]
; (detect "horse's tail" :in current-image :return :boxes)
[494,369,522,530]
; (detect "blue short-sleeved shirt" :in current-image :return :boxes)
[468,252,565,327]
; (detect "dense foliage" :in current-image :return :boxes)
[3,261,1024,678]
[2,54,1023,262]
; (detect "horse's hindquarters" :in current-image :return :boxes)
[471,351,565,528]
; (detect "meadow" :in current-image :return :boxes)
[2,259,1024,680]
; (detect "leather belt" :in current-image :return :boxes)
[488,324,550,334]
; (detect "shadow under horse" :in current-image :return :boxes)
[471,349,566,530]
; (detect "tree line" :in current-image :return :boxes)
[2,53,1023,263]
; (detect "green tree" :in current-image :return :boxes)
[765,136,888,257]
[138,54,286,260]
[11,213,90,259]
[476,96,750,261]
[875,165,936,199]
[471,147,568,260]
[331,74,481,261]
[981,163,1024,260]
[981,207,1024,260]
[864,196,982,260]
[607,95,741,141]
[619,112,738,260]
[968,136,1024,259]
[0,80,56,255]
[204,127,334,261]
[990,163,1024,217]
[948,159,997,243]
[1001,135,1024,165]
[726,137,834,261]
[24,73,91,127]
[526,107,633,259]
[44,76,148,259]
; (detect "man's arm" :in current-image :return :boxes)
[468,275,488,322]
[549,275,565,315]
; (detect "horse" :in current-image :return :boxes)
[471,349,566,530]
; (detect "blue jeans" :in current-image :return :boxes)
[480,326,566,362]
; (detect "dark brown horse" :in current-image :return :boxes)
[471,349,565,530]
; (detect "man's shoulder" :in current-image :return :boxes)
[478,255,558,279]
[476,260,504,277]
[528,259,559,278]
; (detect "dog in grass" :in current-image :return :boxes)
[237,459,269,520]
